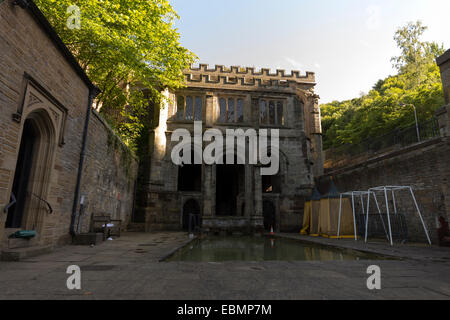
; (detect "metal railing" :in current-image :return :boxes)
[3,193,17,214]
[325,117,441,163]
[28,192,54,214]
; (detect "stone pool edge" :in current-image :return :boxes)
[276,233,450,262]
[158,235,198,262]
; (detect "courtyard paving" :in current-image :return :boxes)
[0,232,449,300]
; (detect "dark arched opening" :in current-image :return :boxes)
[263,200,276,231]
[6,119,37,228]
[178,151,202,192]
[182,199,201,231]
[216,153,245,216]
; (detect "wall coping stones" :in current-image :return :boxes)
[436,49,450,66]
[184,64,316,89]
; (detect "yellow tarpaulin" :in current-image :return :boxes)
[316,180,355,239]
[300,201,311,235]
[300,187,322,236]
[309,200,321,236]
[318,197,355,239]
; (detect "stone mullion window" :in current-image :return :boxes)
[176,95,202,121]
[218,97,244,124]
[259,99,285,126]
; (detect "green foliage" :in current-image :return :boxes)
[321,21,445,150]
[35,0,197,150]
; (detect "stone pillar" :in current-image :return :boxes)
[244,164,253,218]
[436,50,450,138]
[435,105,449,137]
[203,165,213,218]
[205,92,214,126]
[437,49,450,105]
[251,97,260,129]
[436,50,450,219]
[251,166,264,230]
[310,94,324,177]
[202,164,217,231]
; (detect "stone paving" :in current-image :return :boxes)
[0,232,449,300]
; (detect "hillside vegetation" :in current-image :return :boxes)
[321,21,445,150]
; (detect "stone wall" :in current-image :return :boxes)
[0,1,137,251]
[319,135,449,243]
[319,50,450,244]
[437,50,450,137]
[0,1,90,247]
[437,50,450,105]
[77,110,138,234]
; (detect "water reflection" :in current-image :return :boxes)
[167,236,381,262]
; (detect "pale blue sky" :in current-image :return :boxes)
[170,0,450,103]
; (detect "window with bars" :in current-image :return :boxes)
[218,97,244,123]
[259,99,284,126]
[176,95,203,121]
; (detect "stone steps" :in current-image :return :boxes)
[2,228,37,249]
[1,229,52,261]
[1,245,52,261]
[4,237,36,249]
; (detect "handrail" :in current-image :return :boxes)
[28,192,53,214]
[3,193,16,214]
[324,117,441,163]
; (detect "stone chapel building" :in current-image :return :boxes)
[139,65,323,233]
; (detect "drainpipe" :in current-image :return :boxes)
[70,86,100,237]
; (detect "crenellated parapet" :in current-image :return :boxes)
[184,64,315,90]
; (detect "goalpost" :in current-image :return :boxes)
[364,186,432,246]
[338,191,389,241]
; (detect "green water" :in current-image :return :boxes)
[165,236,385,262]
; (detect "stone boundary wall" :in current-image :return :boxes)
[319,135,449,243]
[76,110,138,234]
[0,1,92,248]
[0,1,137,251]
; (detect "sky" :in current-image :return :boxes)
[169,0,450,104]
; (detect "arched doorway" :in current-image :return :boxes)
[182,199,201,231]
[263,200,276,231]
[6,119,36,228]
[6,110,56,231]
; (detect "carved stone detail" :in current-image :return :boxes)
[28,92,43,107]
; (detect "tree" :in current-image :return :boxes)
[391,21,444,88]
[35,0,197,149]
